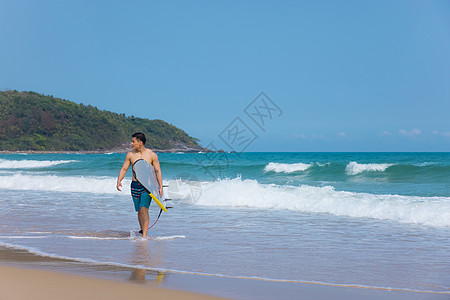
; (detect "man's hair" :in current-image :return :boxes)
[132,132,146,145]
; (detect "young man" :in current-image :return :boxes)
[116,132,163,238]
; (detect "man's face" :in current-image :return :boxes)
[131,137,142,150]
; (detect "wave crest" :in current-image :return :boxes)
[264,162,312,173]
[182,177,450,227]
[0,174,128,194]
[2,173,449,227]
[346,161,394,175]
[0,159,77,169]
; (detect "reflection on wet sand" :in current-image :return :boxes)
[129,238,167,284]
[130,268,165,284]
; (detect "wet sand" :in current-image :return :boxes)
[0,264,228,300]
[0,246,447,300]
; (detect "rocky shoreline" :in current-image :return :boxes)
[0,145,214,154]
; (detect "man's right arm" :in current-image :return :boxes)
[116,153,132,191]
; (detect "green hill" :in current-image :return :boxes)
[0,90,203,152]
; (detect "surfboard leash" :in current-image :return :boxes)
[148,208,163,230]
[147,198,172,230]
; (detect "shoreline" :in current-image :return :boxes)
[0,147,215,154]
[0,245,229,300]
[0,265,229,300]
[1,245,447,300]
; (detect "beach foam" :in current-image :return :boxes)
[2,173,449,227]
[0,174,130,194]
[175,177,450,227]
[345,161,394,175]
[264,162,312,173]
[0,159,77,169]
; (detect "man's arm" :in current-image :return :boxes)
[151,154,163,196]
[117,153,132,191]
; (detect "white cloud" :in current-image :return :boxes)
[382,131,392,136]
[432,130,450,137]
[337,132,346,138]
[311,134,326,139]
[399,128,421,137]
[293,133,307,139]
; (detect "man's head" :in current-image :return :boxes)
[132,132,146,145]
[131,132,146,150]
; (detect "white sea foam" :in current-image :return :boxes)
[0,174,130,194]
[65,233,184,241]
[2,173,449,227]
[67,236,128,240]
[264,162,312,173]
[0,159,77,169]
[0,236,48,239]
[345,161,394,175]
[174,177,450,227]
[166,178,203,204]
[152,235,186,240]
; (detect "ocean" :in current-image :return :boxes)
[0,152,449,296]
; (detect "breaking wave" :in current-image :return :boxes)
[175,177,450,227]
[345,161,394,175]
[0,159,77,169]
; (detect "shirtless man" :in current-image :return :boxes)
[116,132,163,238]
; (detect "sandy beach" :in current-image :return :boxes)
[0,265,228,300]
[1,246,448,300]
[0,246,230,300]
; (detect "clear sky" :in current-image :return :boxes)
[1,0,449,152]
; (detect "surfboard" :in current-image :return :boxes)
[133,159,167,212]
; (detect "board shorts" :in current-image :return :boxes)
[131,181,151,211]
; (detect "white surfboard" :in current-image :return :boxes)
[133,159,167,212]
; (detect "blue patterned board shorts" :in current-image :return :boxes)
[131,181,151,211]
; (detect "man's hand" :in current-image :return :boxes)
[159,186,163,197]
[117,152,132,192]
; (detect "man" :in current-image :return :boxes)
[116,132,163,238]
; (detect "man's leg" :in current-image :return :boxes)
[138,207,149,237]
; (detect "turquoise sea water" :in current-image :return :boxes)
[0,152,449,295]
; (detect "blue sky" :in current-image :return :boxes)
[1,0,449,151]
